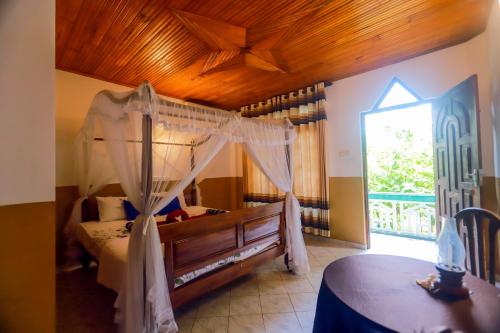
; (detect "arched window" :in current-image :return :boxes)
[373,78,422,110]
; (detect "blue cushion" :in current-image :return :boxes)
[123,200,139,221]
[157,197,182,216]
[123,197,182,220]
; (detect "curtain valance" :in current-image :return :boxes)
[240,82,330,125]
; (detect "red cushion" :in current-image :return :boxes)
[165,209,189,223]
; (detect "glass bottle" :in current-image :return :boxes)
[436,217,466,272]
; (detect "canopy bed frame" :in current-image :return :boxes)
[66,82,309,332]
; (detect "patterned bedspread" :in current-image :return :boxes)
[75,206,277,292]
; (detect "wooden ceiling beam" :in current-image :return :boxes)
[170,9,246,49]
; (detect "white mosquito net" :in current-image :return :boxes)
[66,82,310,333]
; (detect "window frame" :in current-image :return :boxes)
[371,77,423,112]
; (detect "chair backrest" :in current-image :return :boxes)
[454,207,500,285]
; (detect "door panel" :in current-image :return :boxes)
[432,75,481,224]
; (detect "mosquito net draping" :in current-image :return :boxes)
[68,82,309,333]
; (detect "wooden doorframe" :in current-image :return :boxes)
[360,97,436,249]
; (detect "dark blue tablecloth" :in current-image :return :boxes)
[313,279,393,333]
[312,255,500,333]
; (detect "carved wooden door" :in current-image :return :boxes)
[432,75,482,226]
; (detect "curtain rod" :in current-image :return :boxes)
[101,88,228,115]
[93,137,194,147]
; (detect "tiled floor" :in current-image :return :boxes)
[57,234,435,333]
[369,232,437,262]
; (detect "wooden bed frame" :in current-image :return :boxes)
[80,196,286,309]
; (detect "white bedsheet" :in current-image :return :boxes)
[75,207,207,258]
[75,206,208,292]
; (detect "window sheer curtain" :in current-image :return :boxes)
[72,82,309,333]
[64,113,117,258]
[241,82,331,237]
[242,124,309,275]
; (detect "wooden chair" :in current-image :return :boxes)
[454,208,500,285]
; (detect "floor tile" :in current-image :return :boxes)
[57,324,117,333]
[230,296,261,315]
[308,262,326,275]
[192,316,229,333]
[296,311,316,333]
[273,257,289,271]
[258,279,287,295]
[315,256,336,266]
[61,234,417,333]
[289,292,317,312]
[282,278,314,293]
[256,263,276,272]
[175,304,198,319]
[260,294,294,314]
[230,279,259,296]
[228,314,265,333]
[210,285,232,298]
[279,271,303,280]
[369,233,437,262]
[177,316,195,333]
[197,296,230,317]
[262,313,302,333]
[307,276,322,293]
[256,269,282,281]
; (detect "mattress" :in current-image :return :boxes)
[75,206,208,258]
[75,206,276,292]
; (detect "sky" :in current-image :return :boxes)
[365,104,433,149]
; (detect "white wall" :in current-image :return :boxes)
[487,2,500,178]
[57,30,497,186]
[56,70,242,187]
[326,33,495,178]
[197,142,243,180]
[0,0,55,205]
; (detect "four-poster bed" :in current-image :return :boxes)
[76,195,287,308]
[66,82,309,333]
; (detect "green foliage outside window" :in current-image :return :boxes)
[367,128,434,194]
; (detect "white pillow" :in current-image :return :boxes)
[96,196,127,222]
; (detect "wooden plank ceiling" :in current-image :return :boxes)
[56,0,492,109]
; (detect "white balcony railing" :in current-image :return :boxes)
[368,192,436,240]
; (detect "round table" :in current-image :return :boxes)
[313,254,500,333]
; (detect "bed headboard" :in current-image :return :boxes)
[81,184,196,222]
